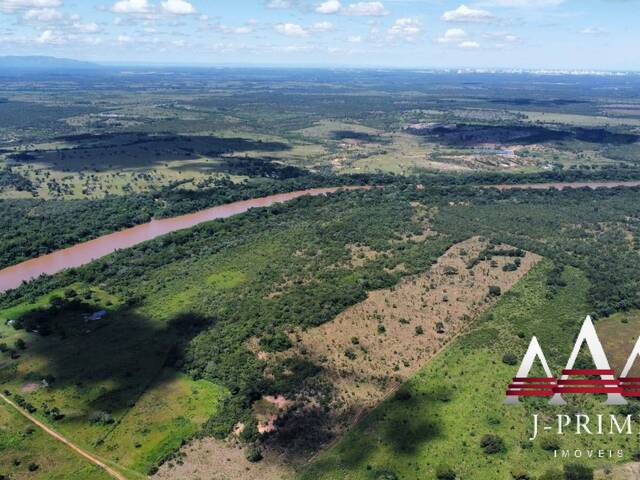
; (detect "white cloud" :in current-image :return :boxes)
[486,0,563,6]
[388,17,421,39]
[581,27,606,35]
[35,28,58,43]
[23,7,62,21]
[459,40,480,49]
[316,0,341,14]
[213,23,253,34]
[347,35,362,43]
[311,21,334,32]
[275,22,308,36]
[73,21,100,32]
[275,44,315,53]
[161,0,195,15]
[266,0,292,8]
[344,1,387,16]
[442,4,494,22]
[437,28,467,44]
[111,0,150,14]
[1,0,61,11]
[315,0,387,16]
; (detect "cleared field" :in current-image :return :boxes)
[522,111,640,127]
[282,237,540,423]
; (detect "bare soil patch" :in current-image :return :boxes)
[153,436,295,480]
[20,382,40,393]
[596,462,640,480]
[285,237,540,421]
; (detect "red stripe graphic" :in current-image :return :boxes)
[551,387,624,394]
[562,369,615,375]
[506,390,555,396]
[557,379,620,385]
[508,384,555,389]
[513,377,556,382]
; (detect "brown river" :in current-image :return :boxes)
[0,187,365,294]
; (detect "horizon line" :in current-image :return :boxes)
[2,55,639,74]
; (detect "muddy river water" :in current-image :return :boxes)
[0,187,365,293]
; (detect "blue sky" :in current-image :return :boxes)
[0,0,637,70]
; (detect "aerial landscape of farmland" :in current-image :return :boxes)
[1,1,640,479]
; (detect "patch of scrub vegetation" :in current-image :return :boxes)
[301,262,633,480]
[0,403,111,480]
[99,369,227,475]
[0,284,224,477]
[207,270,246,290]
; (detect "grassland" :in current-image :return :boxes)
[0,401,111,480]
[301,262,640,480]
[0,280,228,478]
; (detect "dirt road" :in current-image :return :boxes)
[0,392,127,480]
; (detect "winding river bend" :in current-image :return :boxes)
[0,187,366,294]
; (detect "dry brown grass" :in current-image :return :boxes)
[595,462,640,480]
[286,237,540,419]
[153,437,296,480]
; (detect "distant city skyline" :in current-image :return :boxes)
[0,0,637,70]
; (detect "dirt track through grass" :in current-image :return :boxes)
[0,393,127,480]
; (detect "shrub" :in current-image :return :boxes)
[443,266,459,275]
[480,434,505,454]
[344,349,357,360]
[88,411,114,425]
[511,469,530,480]
[394,389,412,401]
[539,469,563,480]
[436,465,457,480]
[540,436,560,451]
[433,386,453,402]
[377,324,386,334]
[563,464,593,480]
[488,285,502,297]
[245,445,263,463]
[375,471,398,480]
[502,353,518,365]
[415,325,424,335]
[259,331,292,352]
